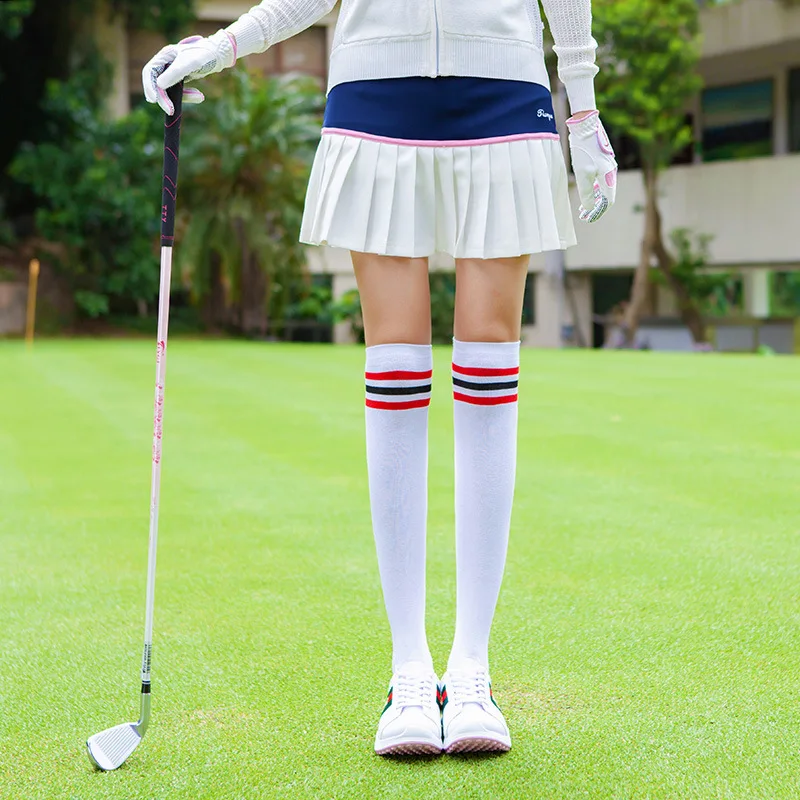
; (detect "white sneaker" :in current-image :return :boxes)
[374,662,443,756]
[440,663,511,754]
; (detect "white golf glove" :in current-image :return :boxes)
[142,32,238,116]
[566,111,618,223]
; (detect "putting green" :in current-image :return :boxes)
[1,341,798,798]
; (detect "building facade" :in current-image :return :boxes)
[105,0,800,349]
[534,0,800,351]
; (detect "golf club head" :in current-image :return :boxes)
[86,722,142,771]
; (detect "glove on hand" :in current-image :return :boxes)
[142,32,238,115]
[567,111,618,223]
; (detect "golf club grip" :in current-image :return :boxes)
[161,81,184,247]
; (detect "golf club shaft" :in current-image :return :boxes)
[139,82,185,732]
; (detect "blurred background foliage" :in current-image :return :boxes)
[2,0,799,344]
[10,52,164,318]
[0,0,342,337]
[178,69,323,336]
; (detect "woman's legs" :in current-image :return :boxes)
[353,250,528,754]
[352,252,434,672]
[448,255,529,672]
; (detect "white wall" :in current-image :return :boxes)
[566,154,800,271]
[701,0,800,59]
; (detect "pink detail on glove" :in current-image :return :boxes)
[597,127,614,156]
[605,168,618,188]
[157,87,172,113]
[566,110,599,127]
[179,35,203,44]
[226,32,238,64]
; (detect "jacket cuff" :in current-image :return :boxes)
[225,14,269,60]
[563,76,597,114]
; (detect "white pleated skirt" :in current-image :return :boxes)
[299,131,577,260]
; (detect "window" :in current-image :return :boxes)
[770,271,800,316]
[701,80,774,162]
[592,273,633,348]
[790,68,800,153]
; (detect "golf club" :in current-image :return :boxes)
[86,80,185,772]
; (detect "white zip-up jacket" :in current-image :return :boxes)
[225,0,599,112]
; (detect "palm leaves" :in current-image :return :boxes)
[178,68,324,334]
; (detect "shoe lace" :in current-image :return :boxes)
[449,668,490,705]
[394,672,435,709]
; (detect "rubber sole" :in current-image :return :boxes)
[445,736,511,754]
[375,740,443,756]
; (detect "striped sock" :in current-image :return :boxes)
[365,343,434,672]
[449,339,520,671]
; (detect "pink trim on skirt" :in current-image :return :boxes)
[321,127,560,148]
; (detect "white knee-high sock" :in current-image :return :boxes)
[449,339,520,671]
[365,343,433,672]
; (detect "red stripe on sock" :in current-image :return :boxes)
[452,364,519,377]
[365,370,433,381]
[453,392,518,406]
[366,398,431,410]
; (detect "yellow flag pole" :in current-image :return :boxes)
[25,258,40,347]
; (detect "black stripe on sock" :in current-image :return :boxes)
[452,377,519,392]
[365,383,432,396]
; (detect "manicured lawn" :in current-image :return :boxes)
[1,341,798,799]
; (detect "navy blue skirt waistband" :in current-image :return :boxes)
[324,77,558,142]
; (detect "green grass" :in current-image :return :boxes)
[1,341,799,799]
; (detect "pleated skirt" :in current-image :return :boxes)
[300,131,577,260]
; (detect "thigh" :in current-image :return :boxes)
[351,252,431,346]
[454,256,530,343]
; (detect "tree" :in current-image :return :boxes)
[652,229,733,341]
[592,0,705,343]
[10,54,165,318]
[177,68,324,335]
[0,0,196,216]
[0,1,34,40]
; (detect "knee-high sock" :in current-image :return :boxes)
[449,339,520,671]
[365,343,433,672]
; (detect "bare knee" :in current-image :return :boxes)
[454,256,530,343]
[351,252,431,346]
